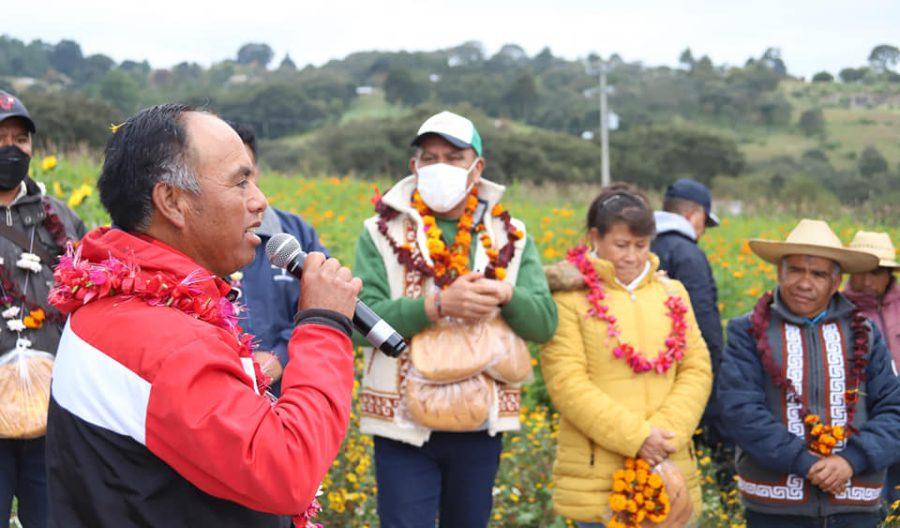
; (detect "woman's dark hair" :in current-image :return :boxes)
[98,103,201,233]
[586,182,655,237]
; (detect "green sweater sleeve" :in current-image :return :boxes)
[500,235,559,343]
[352,228,432,346]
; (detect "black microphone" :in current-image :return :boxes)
[266,233,408,358]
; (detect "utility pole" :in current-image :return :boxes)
[585,55,611,186]
[598,64,610,186]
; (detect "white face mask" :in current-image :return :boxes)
[415,158,480,213]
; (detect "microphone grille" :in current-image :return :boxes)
[266,233,303,269]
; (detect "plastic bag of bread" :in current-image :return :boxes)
[410,318,493,382]
[652,461,693,527]
[0,339,54,439]
[483,317,533,384]
[404,372,492,431]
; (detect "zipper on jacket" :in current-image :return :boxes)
[4,208,10,227]
[588,439,595,467]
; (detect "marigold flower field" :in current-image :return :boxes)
[37,158,900,527]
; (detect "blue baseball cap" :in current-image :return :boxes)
[0,91,36,133]
[665,179,719,227]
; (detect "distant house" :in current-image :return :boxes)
[356,86,374,96]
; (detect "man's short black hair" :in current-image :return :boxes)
[98,103,201,233]
[662,196,704,217]
[226,121,257,161]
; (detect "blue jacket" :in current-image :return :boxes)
[719,290,900,516]
[651,211,725,440]
[238,207,328,395]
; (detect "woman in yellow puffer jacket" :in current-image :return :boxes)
[541,184,712,527]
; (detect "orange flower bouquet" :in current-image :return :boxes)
[804,414,846,456]
[607,458,692,528]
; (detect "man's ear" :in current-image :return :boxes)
[472,157,485,183]
[150,182,190,230]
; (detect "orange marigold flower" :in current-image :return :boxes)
[491,204,505,216]
[636,469,648,485]
[494,267,507,281]
[647,473,663,489]
[30,308,45,322]
[609,493,627,512]
[24,316,41,329]
[612,479,626,493]
[804,414,820,425]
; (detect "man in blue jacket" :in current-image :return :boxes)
[652,179,725,444]
[719,219,900,527]
[228,122,329,395]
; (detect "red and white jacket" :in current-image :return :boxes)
[46,228,354,528]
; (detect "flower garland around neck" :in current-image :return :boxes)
[48,243,270,393]
[748,291,869,455]
[0,197,72,332]
[374,186,523,288]
[566,245,688,374]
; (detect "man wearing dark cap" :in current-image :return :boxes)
[651,179,726,447]
[0,90,85,527]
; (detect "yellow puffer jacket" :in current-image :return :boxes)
[540,254,712,524]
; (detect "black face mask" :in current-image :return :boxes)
[0,145,30,191]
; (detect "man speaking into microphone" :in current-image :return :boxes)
[44,104,360,528]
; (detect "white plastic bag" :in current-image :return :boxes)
[404,369,493,432]
[0,338,54,439]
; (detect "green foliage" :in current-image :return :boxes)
[236,43,274,67]
[383,67,430,106]
[859,145,889,177]
[99,69,141,114]
[839,67,868,83]
[798,108,826,137]
[610,125,745,187]
[868,44,900,73]
[811,71,834,82]
[19,91,121,149]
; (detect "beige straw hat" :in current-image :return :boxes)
[847,231,899,269]
[749,219,880,274]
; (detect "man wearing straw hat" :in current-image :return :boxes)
[842,230,900,504]
[719,219,900,527]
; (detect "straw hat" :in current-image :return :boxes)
[749,219,880,274]
[847,231,899,269]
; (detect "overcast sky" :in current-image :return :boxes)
[6,0,898,78]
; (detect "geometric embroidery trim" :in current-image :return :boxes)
[833,481,883,503]
[821,322,848,450]
[738,474,805,502]
[784,323,805,438]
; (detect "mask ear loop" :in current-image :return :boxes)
[463,157,483,196]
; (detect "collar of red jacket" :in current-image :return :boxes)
[78,227,232,301]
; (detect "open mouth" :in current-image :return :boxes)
[245,222,262,244]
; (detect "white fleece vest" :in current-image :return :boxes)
[359,176,527,446]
